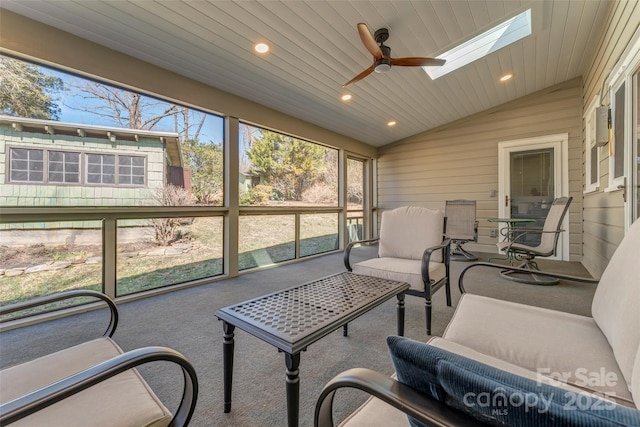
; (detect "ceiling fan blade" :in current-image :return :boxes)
[357,23,383,60]
[343,65,375,87]
[390,57,446,67]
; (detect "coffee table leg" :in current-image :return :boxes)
[285,352,301,427]
[397,292,406,336]
[223,321,235,413]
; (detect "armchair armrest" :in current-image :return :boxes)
[0,290,118,338]
[314,367,482,427]
[458,262,599,294]
[421,238,451,285]
[344,238,379,271]
[0,346,198,427]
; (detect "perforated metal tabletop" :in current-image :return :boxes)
[215,271,409,427]
[216,271,409,354]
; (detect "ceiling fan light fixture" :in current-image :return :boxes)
[374,62,391,73]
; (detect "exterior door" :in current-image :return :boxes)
[498,134,569,260]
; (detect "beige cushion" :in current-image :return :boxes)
[353,258,445,291]
[0,337,172,427]
[378,206,444,263]
[338,378,411,427]
[591,218,640,389]
[443,294,632,401]
[428,337,593,395]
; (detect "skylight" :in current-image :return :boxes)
[423,9,532,80]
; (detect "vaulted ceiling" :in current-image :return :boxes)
[1,1,611,147]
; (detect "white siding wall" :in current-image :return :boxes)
[377,78,583,259]
[582,1,640,276]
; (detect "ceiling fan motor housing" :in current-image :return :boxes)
[375,45,392,73]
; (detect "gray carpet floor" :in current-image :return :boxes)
[0,248,595,427]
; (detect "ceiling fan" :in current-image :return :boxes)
[343,23,446,87]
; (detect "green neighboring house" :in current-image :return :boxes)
[0,115,186,207]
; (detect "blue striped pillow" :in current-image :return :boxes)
[387,336,640,427]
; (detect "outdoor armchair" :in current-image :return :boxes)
[0,290,198,426]
[343,206,451,335]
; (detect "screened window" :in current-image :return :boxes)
[10,148,43,182]
[49,150,80,184]
[239,123,338,207]
[118,155,145,185]
[87,153,116,185]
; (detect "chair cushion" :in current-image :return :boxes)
[353,257,445,291]
[591,218,640,389]
[338,377,411,427]
[0,337,172,427]
[443,294,632,401]
[387,336,640,427]
[378,206,444,263]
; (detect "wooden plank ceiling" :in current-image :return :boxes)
[1,0,611,147]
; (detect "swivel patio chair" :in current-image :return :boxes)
[0,290,198,426]
[445,200,478,261]
[343,206,451,335]
[496,196,572,285]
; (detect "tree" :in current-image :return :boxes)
[182,139,224,204]
[0,56,63,119]
[247,130,327,201]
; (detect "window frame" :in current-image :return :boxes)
[7,145,147,187]
[48,149,81,184]
[584,95,600,194]
[8,146,45,183]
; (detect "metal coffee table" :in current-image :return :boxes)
[215,271,410,427]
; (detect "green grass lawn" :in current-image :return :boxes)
[1,214,339,317]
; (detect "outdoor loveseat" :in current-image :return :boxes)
[315,219,640,426]
[0,290,198,426]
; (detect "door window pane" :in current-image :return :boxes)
[510,148,554,246]
[347,158,365,242]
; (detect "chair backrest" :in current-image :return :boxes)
[535,196,572,254]
[445,200,477,241]
[591,217,640,392]
[378,206,444,263]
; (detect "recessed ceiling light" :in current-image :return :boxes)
[254,43,269,54]
[341,94,352,102]
[500,73,513,82]
[387,120,397,127]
